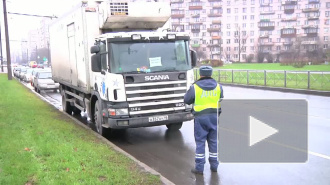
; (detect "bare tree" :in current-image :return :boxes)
[234,26,249,62]
[195,47,207,64]
[280,36,305,66]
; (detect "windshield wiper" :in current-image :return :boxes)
[120,71,147,74]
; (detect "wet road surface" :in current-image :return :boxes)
[22,81,330,185]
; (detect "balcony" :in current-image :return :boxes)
[308,0,320,4]
[302,8,319,13]
[171,22,182,26]
[302,25,318,29]
[307,32,318,37]
[283,41,293,45]
[208,13,222,17]
[282,0,297,5]
[191,44,200,48]
[170,0,184,3]
[260,10,275,15]
[281,17,297,22]
[260,2,270,6]
[301,41,317,45]
[260,50,271,53]
[212,20,221,24]
[189,22,203,25]
[171,14,185,18]
[191,14,200,18]
[213,4,222,9]
[212,36,221,40]
[281,28,297,38]
[189,6,203,10]
[283,5,295,14]
[258,21,275,30]
[208,0,221,2]
[191,28,201,33]
[259,42,274,46]
[307,15,320,20]
[207,44,220,47]
[259,34,269,38]
[207,28,221,32]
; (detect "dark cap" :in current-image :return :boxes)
[199,66,213,77]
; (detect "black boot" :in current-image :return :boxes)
[191,168,203,175]
[211,167,217,172]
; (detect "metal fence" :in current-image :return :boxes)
[194,69,330,91]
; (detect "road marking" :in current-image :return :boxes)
[219,126,330,161]
[308,151,330,160]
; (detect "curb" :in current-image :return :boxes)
[17,78,174,185]
[221,83,330,97]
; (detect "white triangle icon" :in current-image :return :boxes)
[249,116,278,147]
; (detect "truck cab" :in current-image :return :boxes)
[89,32,196,134]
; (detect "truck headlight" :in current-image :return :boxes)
[108,108,128,116]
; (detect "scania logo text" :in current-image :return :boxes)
[145,75,170,81]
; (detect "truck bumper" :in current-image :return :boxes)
[105,112,194,129]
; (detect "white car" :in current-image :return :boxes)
[34,71,59,93]
[30,68,49,86]
[23,68,34,82]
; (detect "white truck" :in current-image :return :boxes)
[49,0,197,136]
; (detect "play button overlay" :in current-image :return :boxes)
[218,99,308,163]
[249,116,278,147]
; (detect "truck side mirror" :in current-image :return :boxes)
[190,50,197,67]
[91,45,100,54]
[91,54,101,72]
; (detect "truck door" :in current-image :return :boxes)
[67,23,78,86]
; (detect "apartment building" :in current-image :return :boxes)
[170,0,330,62]
[171,0,222,60]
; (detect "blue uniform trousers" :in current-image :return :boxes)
[194,113,219,172]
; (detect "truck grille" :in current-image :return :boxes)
[125,80,187,117]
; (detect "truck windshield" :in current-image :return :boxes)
[109,40,191,73]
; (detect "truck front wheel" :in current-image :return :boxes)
[166,122,183,130]
[94,100,107,136]
[62,92,73,114]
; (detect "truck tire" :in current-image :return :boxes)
[72,108,81,115]
[166,122,183,130]
[62,92,73,114]
[94,100,109,136]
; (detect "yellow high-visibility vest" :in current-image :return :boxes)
[193,84,221,112]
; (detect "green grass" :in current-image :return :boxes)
[0,74,161,185]
[217,63,330,71]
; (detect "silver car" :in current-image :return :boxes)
[34,71,59,93]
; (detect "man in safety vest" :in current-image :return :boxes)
[184,66,223,175]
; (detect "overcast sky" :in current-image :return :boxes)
[2,0,80,40]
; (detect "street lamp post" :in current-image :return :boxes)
[3,0,12,80]
[0,21,3,72]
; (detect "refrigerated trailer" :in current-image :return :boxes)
[49,0,197,136]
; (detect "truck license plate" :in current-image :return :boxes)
[148,115,168,122]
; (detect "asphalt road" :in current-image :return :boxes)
[22,81,330,185]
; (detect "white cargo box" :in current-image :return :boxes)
[50,1,171,94]
[99,1,171,30]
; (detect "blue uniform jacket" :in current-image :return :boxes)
[184,77,224,116]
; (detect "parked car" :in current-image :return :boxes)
[18,68,28,80]
[31,68,51,87]
[13,67,21,77]
[23,68,34,82]
[34,71,59,93]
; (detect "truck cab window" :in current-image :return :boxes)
[99,41,107,71]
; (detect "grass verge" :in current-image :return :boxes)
[217,63,330,71]
[0,74,161,185]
